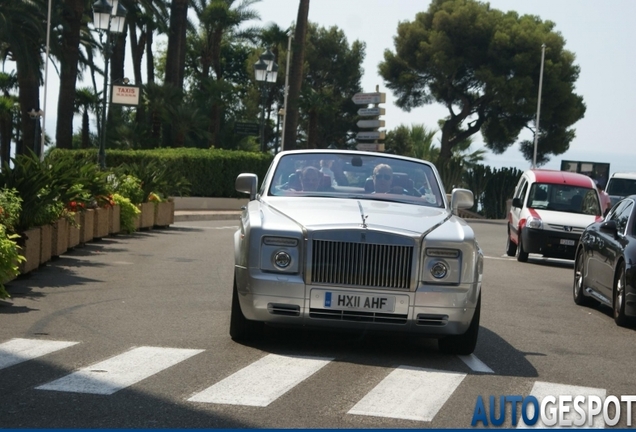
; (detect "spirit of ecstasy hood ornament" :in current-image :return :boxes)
[358,201,368,229]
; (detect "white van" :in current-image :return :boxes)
[605,172,636,207]
[507,169,603,262]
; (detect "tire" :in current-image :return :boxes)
[573,248,594,306]
[506,228,517,257]
[613,262,629,327]
[516,232,528,262]
[438,293,481,355]
[229,277,263,341]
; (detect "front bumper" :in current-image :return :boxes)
[522,228,581,259]
[235,266,480,336]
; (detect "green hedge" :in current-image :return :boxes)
[50,148,274,198]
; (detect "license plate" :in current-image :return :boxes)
[560,239,576,246]
[323,291,395,313]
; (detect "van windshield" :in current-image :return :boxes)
[606,178,636,197]
[528,183,601,216]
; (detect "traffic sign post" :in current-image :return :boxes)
[356,131,386,141]
[358,107,385,116]
[357,119,385,128]
[352,92,386,105]
[353,87,386,152]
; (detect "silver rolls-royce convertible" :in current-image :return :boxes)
[231,150,483,354]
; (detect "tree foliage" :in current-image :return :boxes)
[379,0,586,166]
[299,23,365,149]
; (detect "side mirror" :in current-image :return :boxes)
[600,219,618,234]
[235,173,258,200]
[450,188,474,215]
[512,197,522,208]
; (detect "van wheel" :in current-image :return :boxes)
[438,293,480,355]
[506,228,517,256]
[516,232,528,262]
[230,277,263,341]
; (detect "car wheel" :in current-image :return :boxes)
[438,293,481,355]
[613,262,629,327]
[573,248,593,306]
[230,276,263,341]
[506,228,517,257]
[516,232,528,262]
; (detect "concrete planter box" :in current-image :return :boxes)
[93,207,110,239]
[18,227,41,275]
[139,202,154,229]
[109,205,121,234]
[51,218,69,257]
[68,212,81,249]
[79,209,94,244]
[154,201,174,227]
[39,224,52,265]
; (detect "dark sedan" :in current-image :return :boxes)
[573,195,636,326]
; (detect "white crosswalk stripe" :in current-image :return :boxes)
[459,354,494,373]
[3,337,611,427]
[188,353,333,406]
[517,381,607,428]
[36,346,204,395]
[0,338,78,370]
[348,366,466,422]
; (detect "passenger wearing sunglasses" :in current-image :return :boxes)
[373,164,399,194]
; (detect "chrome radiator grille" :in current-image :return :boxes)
[311,240,413,289]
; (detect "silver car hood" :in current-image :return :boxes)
[262,197,450,236]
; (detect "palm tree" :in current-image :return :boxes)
[282,0,309,151]
[0,96,15,165]
[410,124,439,162]
[190,0,261,148]
[73,87,100,149]
[0,71,18,164]
[54,0,90,150]
[0,0,46,156]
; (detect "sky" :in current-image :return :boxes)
[246,0,636,173]
[31,0,636,174]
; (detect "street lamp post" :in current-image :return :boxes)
[254,48,278,153]
[92,0,127,169]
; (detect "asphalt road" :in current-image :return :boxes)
[1,219,635,428]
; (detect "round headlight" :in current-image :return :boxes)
[430,262,448,279]
[274,251,292,268]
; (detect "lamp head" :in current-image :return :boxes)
[92,0,112,30]
[254,58,268,82]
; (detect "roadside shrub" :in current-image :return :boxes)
[113,193,140,234]
[0,188,22,233]
[0,224,25,299]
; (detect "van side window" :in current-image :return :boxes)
[514,178,527,199]
[518,182,528,205]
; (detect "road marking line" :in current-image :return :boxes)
[188,353,332,406]
[517,381,606,428]
[36,346,204,395]
[348,366,466,422]
[0,338,79,370]
[485,255,516,260]
[458,354,494,373]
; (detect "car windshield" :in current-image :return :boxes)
[606,178,636,196]
[528,183,601,215]
[267,152,445,208]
